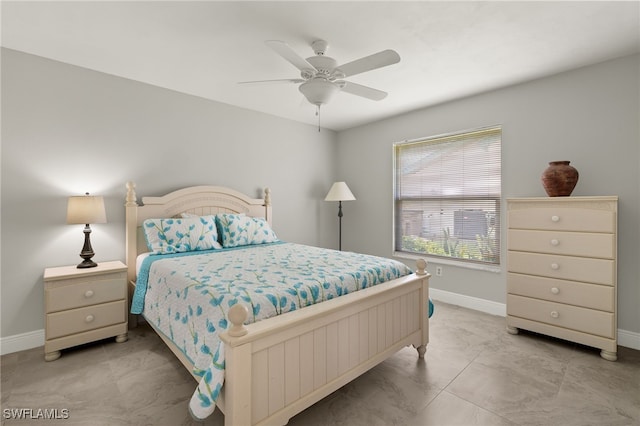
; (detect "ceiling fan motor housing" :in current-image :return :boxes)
[305,55,338,78]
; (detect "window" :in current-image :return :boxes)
[393,126,501,266]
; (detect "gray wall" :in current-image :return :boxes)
[2,48,638,343]
[337,54,640,335]
[1,48,338,338]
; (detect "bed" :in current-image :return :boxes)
[125,182,430,425]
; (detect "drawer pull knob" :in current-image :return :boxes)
[551,215,560,222]
[85,315,95,323]
[84,290,94,298]
[550,239,559,246]
[551,287,560,294]
[551,263,559,270]
[550,311,559,319]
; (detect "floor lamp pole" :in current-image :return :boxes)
[325,181,355,252]
[338,200,343,251]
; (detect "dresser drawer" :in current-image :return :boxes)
[507,273,614,311]
[508,229,615,258]
[46,300,126,339]
[508,206,615,233]
[508,251,614,285]
[46,278,126,313]
[507,294,614,338]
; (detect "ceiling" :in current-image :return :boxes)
[2,1,639,131]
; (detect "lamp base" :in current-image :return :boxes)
[77,224,98,268]
[77,258,98,268]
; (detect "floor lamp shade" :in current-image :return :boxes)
[324,182,356,202]
[67,193,107,268]
[325,182,356,251]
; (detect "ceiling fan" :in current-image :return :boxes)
[239,40,401,109]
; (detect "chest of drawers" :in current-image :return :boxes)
[506,196,618,361]
[44,261,128,361]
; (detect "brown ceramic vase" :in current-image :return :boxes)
[541,161,579,197]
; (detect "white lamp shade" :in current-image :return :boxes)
[325,182,356,201]
[67,195,107,224]
[299,79,340,106]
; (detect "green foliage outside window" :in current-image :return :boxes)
[401,226,498,263]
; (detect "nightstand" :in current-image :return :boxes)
[43,260,128,361]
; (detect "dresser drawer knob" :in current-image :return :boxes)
[551,287,560,294]
[551,215,560,222]
[84,290,94,298]
[551,263,559,270]
[550,311,559,319]
[550,239,559,246]
[85,314,95,323]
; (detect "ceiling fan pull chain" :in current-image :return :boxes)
[317,105,321,132]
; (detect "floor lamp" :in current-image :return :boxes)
[325,182,356,251]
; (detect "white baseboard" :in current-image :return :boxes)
[0,329,44,356]
[618,329,640,351]
[1,292,638,354]
[429,288,640,351]
[430,288,506,317]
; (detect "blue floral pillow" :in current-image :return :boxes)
[143,215,222,254]
[216,213,279,248]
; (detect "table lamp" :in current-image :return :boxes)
[67,193,107,268]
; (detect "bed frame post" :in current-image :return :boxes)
[125,181,138,282]
[415,258,429,358]
[264,187,272,225]
[222,304,253,426]
[125,181,139,327]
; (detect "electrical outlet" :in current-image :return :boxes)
[435,266,443,276]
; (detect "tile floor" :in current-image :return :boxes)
[2,302,639,425]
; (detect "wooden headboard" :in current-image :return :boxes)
[124,182,271,284]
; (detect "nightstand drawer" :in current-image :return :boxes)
[507,229,614,258]
[46,300,126,339]
[508,251,614,285]
[507,294,614,338]
[508,206,615,233]
[507,273,614,311]
[46,278,126,313]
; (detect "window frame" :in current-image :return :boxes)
[392,125,502,270]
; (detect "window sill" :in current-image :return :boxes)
[393,251,502,274]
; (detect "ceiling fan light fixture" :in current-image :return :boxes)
[299,79,339,106]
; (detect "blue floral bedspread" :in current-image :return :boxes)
[130,242,413,420]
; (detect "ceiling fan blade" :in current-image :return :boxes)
[238,78,304,85]
[265,40,316,72]
[340,81,388,101]
[337,49,400,78]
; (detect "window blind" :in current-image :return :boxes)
[394,126,502,265]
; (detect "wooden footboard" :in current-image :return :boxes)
[221,263,429,426]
